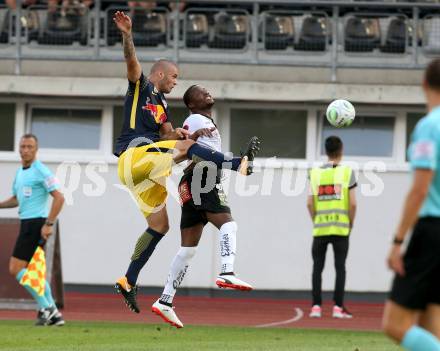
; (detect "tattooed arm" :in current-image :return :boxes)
[113,11,142,83]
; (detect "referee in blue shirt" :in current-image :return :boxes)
[382,60,440,350]
[0,134,65,326]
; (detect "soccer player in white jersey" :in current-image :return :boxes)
[151,85,260,328]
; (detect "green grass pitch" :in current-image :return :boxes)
[0,320,400,351]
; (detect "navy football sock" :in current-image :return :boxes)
[187,143,241,171]
[125,228,164,286]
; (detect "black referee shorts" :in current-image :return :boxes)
[12,218,46,262]
[178,169,230,230]
[389,217,440,310]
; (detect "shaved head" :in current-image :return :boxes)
[149,59,179,94]
[150,59,177,75]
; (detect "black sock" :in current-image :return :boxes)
[187,143,241,171]
[125,228,164,286]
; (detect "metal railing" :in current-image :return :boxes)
[1,0,440,76]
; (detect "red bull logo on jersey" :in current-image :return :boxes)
[142,103,167,124]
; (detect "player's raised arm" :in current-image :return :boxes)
[113,11,142,83]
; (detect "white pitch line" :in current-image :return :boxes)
[255,307,304,328]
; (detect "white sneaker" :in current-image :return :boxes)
[332,305,353,319]
[151,299,183,328]
[309,305,322,318]
[215,274,253,291]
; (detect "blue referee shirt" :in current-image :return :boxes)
[12,160,59,220]
[408,105,440,217]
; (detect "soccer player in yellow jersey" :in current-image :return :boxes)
[112,11,260,313]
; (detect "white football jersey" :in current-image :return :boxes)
[183,113,221,152]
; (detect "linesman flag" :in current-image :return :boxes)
[19,246,46,296]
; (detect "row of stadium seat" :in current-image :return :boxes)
[0,6,439,54]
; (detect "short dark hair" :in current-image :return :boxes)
[183,85,199,109]
[21,133,38,144]
[325,136,343,158]
[425,59,440,91]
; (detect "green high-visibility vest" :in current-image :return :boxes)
[309,165,352,237]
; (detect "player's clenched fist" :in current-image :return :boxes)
[113,11,132,34]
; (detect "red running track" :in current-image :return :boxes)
[0,292,384,331]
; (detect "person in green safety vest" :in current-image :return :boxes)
[307,135,357,319]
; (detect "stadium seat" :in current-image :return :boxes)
[131,10,167,47]
[344,17,380,52]
[185,13,209,48]
[209,12,249,49]
[380,17,407,54]
[106,8,167,47]
[263,14,294,50]
[423,15,440,55]
[37,6,88,45]
[295,15,328,52]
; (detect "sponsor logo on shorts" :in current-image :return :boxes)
[179,181,192,205]
[216,184,228,206]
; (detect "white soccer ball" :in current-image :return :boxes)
[326,99,356,128]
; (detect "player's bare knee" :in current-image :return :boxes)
[8,264,16,276]
[181,236,200,247]
[9,260,21,276]
[382,316,407,342]
[153,223,169,234]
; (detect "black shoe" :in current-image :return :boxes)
[35,306,57,326]
[240,136,261,175]
[48,308,65,326]
[115,277,140,313]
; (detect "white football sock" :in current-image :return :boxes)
[160,246,197,304]
[219,221,237,274]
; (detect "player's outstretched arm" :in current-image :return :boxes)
[113,11,142,83]
[0,196,18,209]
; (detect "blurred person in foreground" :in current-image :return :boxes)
[382,58,440,351]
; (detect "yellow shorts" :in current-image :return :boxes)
[117,140,178,218]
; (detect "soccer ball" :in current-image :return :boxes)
[326,99,356,128]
